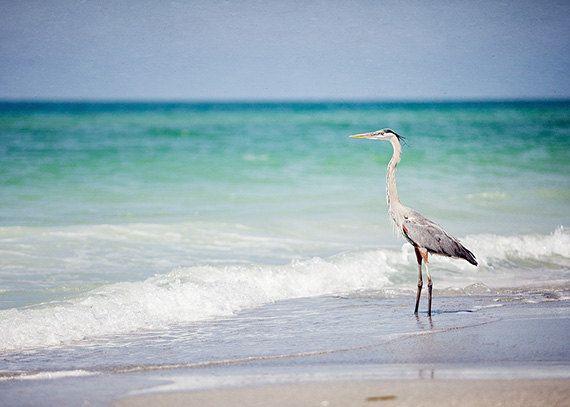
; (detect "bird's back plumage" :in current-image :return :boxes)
[402,211,478,266]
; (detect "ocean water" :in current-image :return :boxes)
[0,101,569,374]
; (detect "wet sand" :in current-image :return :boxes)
[115,300,570,407]
[1,295,569,406]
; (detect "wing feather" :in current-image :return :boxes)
[402,212,477,265]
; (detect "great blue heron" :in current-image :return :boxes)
[350,128,477,316]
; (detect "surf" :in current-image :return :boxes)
[0,228,567,353]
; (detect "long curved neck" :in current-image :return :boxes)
[386,136,402,208]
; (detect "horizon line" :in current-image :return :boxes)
[1,96,570,104]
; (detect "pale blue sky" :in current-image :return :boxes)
[1,0,569,100]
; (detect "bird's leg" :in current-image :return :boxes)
[413,247,423,315]
[426,262,433,316]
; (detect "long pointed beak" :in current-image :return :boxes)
[349,132,375,139]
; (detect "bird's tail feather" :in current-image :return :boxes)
[460,245,478,266]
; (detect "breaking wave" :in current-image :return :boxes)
[0,228,568,353]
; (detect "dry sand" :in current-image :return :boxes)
[116,379,570,407]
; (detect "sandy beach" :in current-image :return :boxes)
[110,295,569,407]
[1,1,569,405]
[116,379,570,407]
[3,291,567,405]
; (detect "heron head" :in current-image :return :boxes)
[349,128,403,142]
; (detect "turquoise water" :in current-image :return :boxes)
[1,102,568,232]
[0,101,569,357]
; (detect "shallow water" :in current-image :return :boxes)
[0,101,569,369]
[0,291,565,377]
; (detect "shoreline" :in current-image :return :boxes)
[1,295,568,406]
[113,299,570,406]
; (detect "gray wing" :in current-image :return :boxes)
[402,212,477,265]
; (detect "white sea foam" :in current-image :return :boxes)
[465,226,569,263]
[0,229,568,353]
[0,251,395,352]
[0,370,98,381]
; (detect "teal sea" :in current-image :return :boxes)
[0,101,569,374]
[2,101,569,231]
